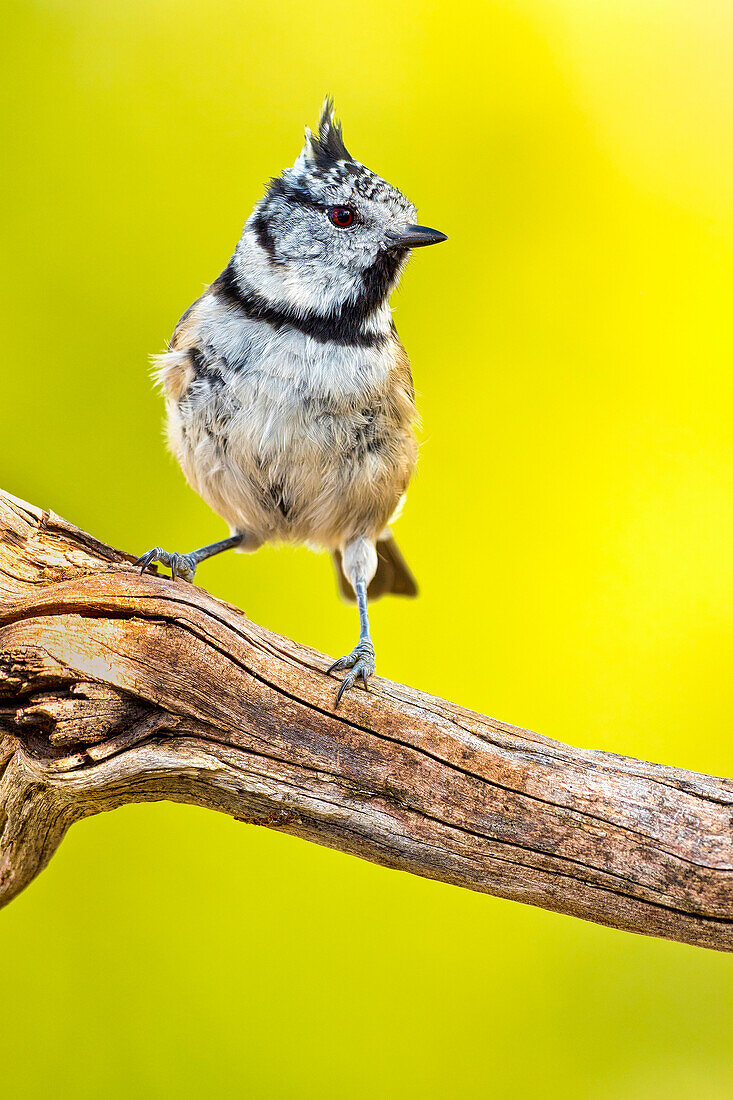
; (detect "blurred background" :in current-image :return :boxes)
[2,0,733,1095]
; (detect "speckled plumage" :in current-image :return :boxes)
[143,99,446,701]
[158,287,417,550]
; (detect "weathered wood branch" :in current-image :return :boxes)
[0,489,731,950]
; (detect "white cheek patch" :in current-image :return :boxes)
[236,224,364,316]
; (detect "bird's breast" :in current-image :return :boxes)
[159,293,417,545]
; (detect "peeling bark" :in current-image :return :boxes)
[0,488,731,950]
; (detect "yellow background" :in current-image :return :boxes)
[2,0,733,1095]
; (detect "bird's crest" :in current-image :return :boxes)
[299,97,353,171]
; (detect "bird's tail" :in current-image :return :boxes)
[332,533,418,601]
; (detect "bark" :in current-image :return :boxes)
[0,488,731,950]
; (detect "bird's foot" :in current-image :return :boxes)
[328,640,375,705]
[135,546,197,582]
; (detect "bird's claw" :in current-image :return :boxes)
[134,547,197,582]
[328,641,375,705]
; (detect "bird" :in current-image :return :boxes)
[137,98,446,703]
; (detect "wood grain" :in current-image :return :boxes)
[0,488,731,950]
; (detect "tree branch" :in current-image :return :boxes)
[0,488,731,950]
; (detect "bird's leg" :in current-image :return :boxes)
[328,579,375,704]
[328,537,378,704]
[135,532,244,583]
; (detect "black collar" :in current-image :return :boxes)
[213,260,397,349]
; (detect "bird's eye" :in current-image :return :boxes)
[329,206,355,228]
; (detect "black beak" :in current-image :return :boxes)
[386,224,448,249]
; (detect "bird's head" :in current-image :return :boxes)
[234,99,446,321]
